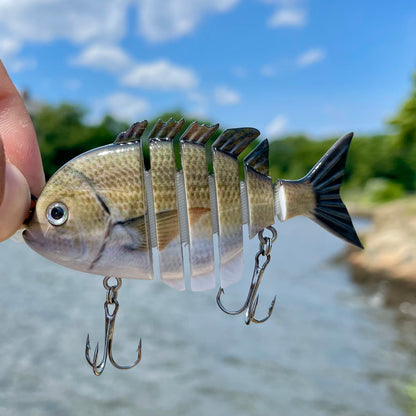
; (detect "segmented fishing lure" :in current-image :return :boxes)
[23,118,362,375]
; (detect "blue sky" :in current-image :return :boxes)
[1,0,416,139]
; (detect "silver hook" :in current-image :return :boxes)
[85,276,142,376]
[216,226,278,325]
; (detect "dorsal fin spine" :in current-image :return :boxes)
[212,127,260,158]
[148,118,185,143]
[244,139,270,176]
[114,120,148,144]
[180,122,219,145]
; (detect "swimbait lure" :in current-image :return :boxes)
[23,118,362,375]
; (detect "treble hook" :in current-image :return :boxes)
[216,226,278,325]
[85,276,142,376]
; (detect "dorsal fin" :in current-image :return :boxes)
[148,118,185,142]
[114,120,148,144]
[244,139,269,176]
[212,127,260,158]
[180,121,219,145]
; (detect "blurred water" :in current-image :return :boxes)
[1,217,416,416]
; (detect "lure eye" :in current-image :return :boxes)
[46,202,69,226]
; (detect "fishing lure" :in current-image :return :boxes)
[23,118,362,375]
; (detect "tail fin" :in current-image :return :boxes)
[274,132,363,249]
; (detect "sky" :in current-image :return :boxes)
[1,0,416,139]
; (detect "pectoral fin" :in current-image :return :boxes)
[155,210,181,251]
[115,216,149,252]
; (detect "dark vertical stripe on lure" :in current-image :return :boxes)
[243,139,275,238]
[148,118,187,289]
[112,130,154,278]
[211,127,260,287]
[180,122,219,290]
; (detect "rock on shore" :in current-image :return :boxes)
[347,197,416,283]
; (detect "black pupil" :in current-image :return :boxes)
[51,206,64,220]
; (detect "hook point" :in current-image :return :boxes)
[85,276,143,375]
[270,296,277,313]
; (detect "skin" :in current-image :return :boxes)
[0,60,45,241]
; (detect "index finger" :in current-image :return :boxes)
[0,60,45,197]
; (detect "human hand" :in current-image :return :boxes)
[0,60,45,241]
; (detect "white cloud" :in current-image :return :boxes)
[296,48,326,67]
[261,0,307,29]
[0,0,242,67]
[0,37,21,56]
[122,60,198,90]
[72,46,199,93]
[102,92,149,122]
[0,37,37,72]
[260,49,325,77]
[71,43,133,73]
[0,0,242,82]
[268,8,306,27]
[137,0,240,41]
[214,86,241,105]
[265,115,287,137]
[73,45,200,94]
[0,0,129,45]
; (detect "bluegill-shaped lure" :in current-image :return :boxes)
[23,118,362,375]
[24,118,362,292]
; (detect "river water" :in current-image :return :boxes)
[1,217,416,416]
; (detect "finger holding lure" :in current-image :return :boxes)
[22,118,363,375]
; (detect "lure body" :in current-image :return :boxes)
[23,119,362,291]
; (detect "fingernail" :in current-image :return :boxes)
[0,161,30,241]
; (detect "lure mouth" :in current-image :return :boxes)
[22,194,40,245]
[23,223,88,269]
[23,194,38,225]
[23,202,89,265]
[22,226,47,251]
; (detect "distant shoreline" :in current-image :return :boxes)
[346,196,416,285]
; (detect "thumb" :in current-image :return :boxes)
[0,135,30,241]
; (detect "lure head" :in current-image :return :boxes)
[23,157,109,272]
[23,143,152,279]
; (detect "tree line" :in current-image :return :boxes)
[31,73,416,203]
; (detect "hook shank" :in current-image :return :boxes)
[85,277,142,376]
[216,226,278,325]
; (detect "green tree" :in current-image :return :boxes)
[31,103,129,178]
[389,72,416,190]
[28,79,416,198]
[268,135,335,181]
